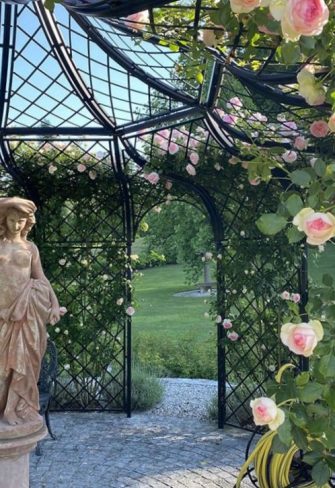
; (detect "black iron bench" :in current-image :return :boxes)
[35,338,58,456]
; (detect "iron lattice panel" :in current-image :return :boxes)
[4,139,131,412]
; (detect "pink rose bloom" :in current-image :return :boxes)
[249,178,261,186]
[227,331,239,341]
[248,112,268,123]
[200,29,219,47]
[291,293,301,303]
[157,129,170,139]
[186,164,196,176]
[228,156,239,165]
[310,120,329,138]
[189,152,199,165]
[222,114,237,125]
[280,320,323,357]
[223,319,233,329]
[153,134,167,149]
[227,97,243,110]
[168,142,180,155]
[116,298,124,306]
[77,163,86,173]
[229,0,261,14]
[165,180,173,190]
[126,306,135,316]
[279,121,298,137]
[125,10,149,30]
[144,172,160,185]
[250,398,285,431]
[281,291,290,300]
[282,150,297,163]
[89,170,97,180]
[293,207,335,245]
[294,136,308,150]
[328,113,335,133]
[281,0,329,41]
[189,137,200,149]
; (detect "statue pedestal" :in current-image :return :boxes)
[0,418,47,488]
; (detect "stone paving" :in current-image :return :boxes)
[30,412,254,488]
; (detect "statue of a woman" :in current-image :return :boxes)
[0,197,64,426]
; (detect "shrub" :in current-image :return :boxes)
[133,332,217,379]
[130,363,165,411]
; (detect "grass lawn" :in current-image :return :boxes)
[132,264,214,342]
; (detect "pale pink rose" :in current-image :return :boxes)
[227,97,243,110]
[168,142,179,155]
[227,331,239,341]
[229,0,261,14]
[250,398,285,430]
[189,139,199,150]
[293,207,335,245]
[116,298,124,306]
[280,320,323,357]
[291,293,301,303]
[157,129,170,139]
[48,164,57,174]
[248,112,268,123]
[126,306,135,316]
[282,150,297,163]
[165,180,173,190]
[77,163,86,173]
[144,172,160,185]
[222,114,237,125]
[279,120,298,137]
[281,291,290,300]
[189,152,199,165]
[59,306,67,316]
[228,156,239,165]
[299,82,326,106]
[216,315,222,324]
[186,164,196,176]
[125,10,149,30]
[328,113,335,133]
[310,120,329,138]
[200,29,219,47]
[281,0,329,41]
[249,178,261,186]
[223,319,233,329]
[294,136,308,150]
[88,170,97,180]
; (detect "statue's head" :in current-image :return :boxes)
[0,197,37,240]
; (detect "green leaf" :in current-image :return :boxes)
[285,194,303,216]
[44,0,56,11]
[314,159,326,177]
[271,434,289,453]
[277,417,292,446]
[323,385,335,409]
[290,169,313,187]
[291,425,308,451]
[319,353,335,378]
[286,226,304,243]
[256,214,288,235]
[298,382,324,403]
[281,42,301,64]
[295,372,310,386]
[311,460,332,486]
[322,273,333,287]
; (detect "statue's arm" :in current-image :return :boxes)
[30,242,61,325]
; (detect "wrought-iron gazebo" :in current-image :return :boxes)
[0,0,321,429]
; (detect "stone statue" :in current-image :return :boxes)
[0,197,64,426]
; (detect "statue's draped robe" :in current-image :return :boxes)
[0,243,50,419]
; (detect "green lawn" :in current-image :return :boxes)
[132,264,213,342]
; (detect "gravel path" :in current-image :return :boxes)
[150,378,217,420]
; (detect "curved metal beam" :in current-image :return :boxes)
[71,13,198,107]
[35,1,115,129]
